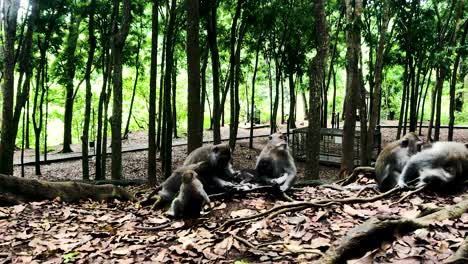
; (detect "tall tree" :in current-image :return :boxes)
[341,0,362,176]
[62,8,82,153]
[0,0,39,175]
[110,0,131,180]
[306,0,329,180]
[187,0,202,153]
[206,1,221,144]
[148,0,159,185]
[82,0,97,181]
[161,0,177,178]
[366,0,390,163]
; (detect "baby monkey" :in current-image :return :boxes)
[166,169,211,220]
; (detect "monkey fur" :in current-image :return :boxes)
[166,169,211,220]
[255,132,297,192]
[183,143,240,190]
[397,141,468,191]
[374,132,422,191]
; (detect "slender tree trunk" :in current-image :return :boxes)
[162,0,176,178]
[148,0,159,186]
[341,0,362,176]
[331,67,337,127]
[200,43,208,130]
[96,46,111,181]
[207,3,221,144]
[427,69,438,141]
[448,20,467,141]
[0,0,19,175]
[272,52,281,133]
[26,99,30,149]
[266,52,274,133]
[123,36,142,140]
[62,13,82,153]
[172,60,178,139]
[433,68,445,141]
[281,74,285,124]
[302,91,309,121]
[419,68,432,135]
[397,63,409,139]
[110,0,131,180]
[82,0,96,181]
[306,0,329,180]
[288,73,296,129]
[157,30,167,149]
[229,22,247,151]
[249,36,261,148]
[366,0,389,162]
[186,0,202,153]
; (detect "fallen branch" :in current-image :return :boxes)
[217,187,400,231]
[318,198,468,264]
[390,185,426,206]
[0,174,135,205]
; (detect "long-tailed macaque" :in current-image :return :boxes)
[166,170,210,219]
[397,142,468,190]
[374,132,422,191]
[255,132,297,192]
[183,143,240,190]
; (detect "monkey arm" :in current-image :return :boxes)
[279,171,297,192]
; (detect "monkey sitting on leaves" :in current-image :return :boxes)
[397,142,468,191]
[374,132,422,191]
[183,143,244,192]
[166,169,211,220]
[255,132,297,192]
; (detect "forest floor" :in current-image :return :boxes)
[1,122,467,263]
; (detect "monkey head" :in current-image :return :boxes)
[400,132,423,155]
[268,132,288,149]
[209,144,232,169]
[181,170,198,184]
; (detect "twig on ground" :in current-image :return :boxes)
[231,234,257,249]
[217,187,400,231]
[390,185,426,206]
[282,192,296,202]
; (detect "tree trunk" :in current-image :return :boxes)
[96,45,112,181]
[110,0,131,181]
[62,13,82,153]
[397,63,409,139]
[266,52,274,133]
[281,74,285,124]
[433,68,445,141]
[172,60,178,138]
[331,67,337,127]
[148,0,159,186]
[288,73,296,129]
[186,0,202,153]
[341,0,362,176]
[302,90,309,121]
[228,0,244,150]
[229,21,247,151]
[448,20,467,141]
[0,174,133,205]
[200,42,209,131]
[0,0,20,175]
[419,68,432,135]
[82,0,97,181]
[207,3,221,144]
[249,36,261,149]
[157,27,167,150]
[306,0,329,180]
[162,0,177,178]
[123,35,142,140]
[366,0,389,163]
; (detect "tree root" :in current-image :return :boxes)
[0,174,135,205]
[444,236,468,264]
[217,187,400,231]
[336,166,375,186]
[318,198,468,264]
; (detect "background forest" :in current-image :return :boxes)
[0,0,467,180]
